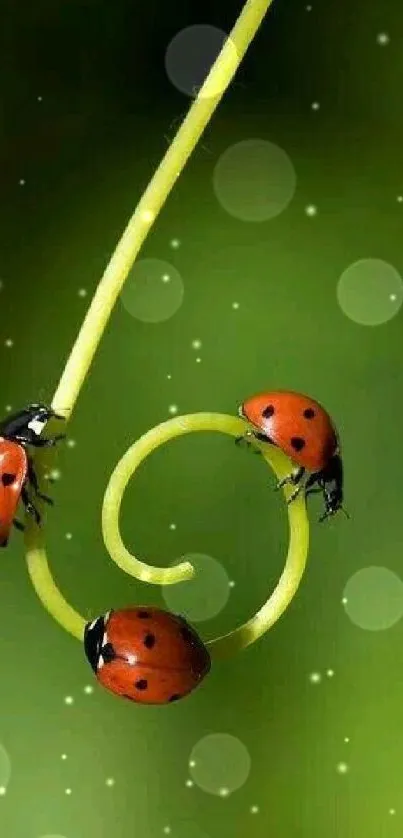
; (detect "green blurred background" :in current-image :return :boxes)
[1,0,403,836]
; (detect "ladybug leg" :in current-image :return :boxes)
[21,487,41,525]
[276,466,305,491]
[235,431,260,451]
[29,434,66,448]
[27,458,54,505]
[286,484,304,505]
[13,518,25,532]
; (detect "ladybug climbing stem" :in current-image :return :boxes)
[22,0,310,654]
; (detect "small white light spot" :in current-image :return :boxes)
[65,532,73,540]
[166,373,172,380]
[327,669,334,678]
[376,32,390,46]
[170,238,181,249]
[306,5,312,10]
[191,339,202,350]
[78,288,87,297]
[19,179,25,186]
[305,204,318,217]
[168,404,178,415]
[65,787,72,795]
[64,695,74,705]
[195,357,202,363]
[169,523,177,531]
[309,672,321,684]
[336,762,349,774]
[342,596,348,605]
[344,737,350,743]
[232,301,240,309]
[186,779,194,788]
[219,787,230,797]
[397,195,403,203]
[83,685,94,695]
[229,580,236,588]
[37,95,43,101]
[390,293,397,301]
[389,808,396,816]
[142,209,155,223]
[163,827,172,835]
[50,468,61,481]
[61,754,68,760]
[127,654,137,665]
[189,759,196,768]
[4,339,13,348]
[5,405,12,412]
[250,805,259,814]
[311,101,320,110]
[106,777,115,787]
[162,273,171,283]
[66,438,76,448]
[0,787,6,796]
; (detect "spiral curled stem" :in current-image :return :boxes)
[103,413,309,659]
[22,0,309,651]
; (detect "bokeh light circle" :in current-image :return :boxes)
[120,259,184,323]
[337,259,403,325]
[189,733,251,795]
[212,139,297,222]
[0,743,11,789]
[343,566,403,630]
[162,553,230,622]
[164,25,238,98]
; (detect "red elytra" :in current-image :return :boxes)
[0,441,28,546]
[240,390,338,471]
[84,607,211,705]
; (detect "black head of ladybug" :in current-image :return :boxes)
[318,453,348,522]
[84,611,113,672]
[0,404,65,444]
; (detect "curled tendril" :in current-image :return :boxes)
[22,0,310,654]
[102,412,309,660]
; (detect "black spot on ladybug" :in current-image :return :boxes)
[102,642,116,663]
[144,633,156,649]
[137,610,151,619]
[169,694,181,702]
[262,405,275,419]
[290,437,306,452]
[303,408,315,419]
[135,679,148,690]
[2,473,16,486]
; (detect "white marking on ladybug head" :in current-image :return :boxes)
[28,416,47,437]
[88,619,97,630]
[102,632,108,646]
[98,656,105,670]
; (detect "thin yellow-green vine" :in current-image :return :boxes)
[24,0,310,658]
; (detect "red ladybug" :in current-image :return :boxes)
[84,607,211,705]
[238,390,346,521]
[0,403,65,545]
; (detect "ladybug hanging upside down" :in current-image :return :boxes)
[237,390,348,522]
[0,403,65,546]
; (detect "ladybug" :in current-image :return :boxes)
[238,390,346,522]
[0,403,65,546]
[84,606,211,705]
